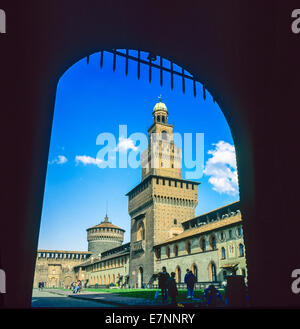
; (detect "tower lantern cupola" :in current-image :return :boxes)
[153,95,168,124]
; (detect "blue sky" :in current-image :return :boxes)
[38,50,239,251]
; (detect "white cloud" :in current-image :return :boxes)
[75,155,103,166]
[203,141,239,195]
[49,155,68,165]
[114,137,138,152]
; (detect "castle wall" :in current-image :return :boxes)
[153,214,247,285]
[33,251,91,288]
[85,254,129,287]
[129,206,155,288]
[128,176,199,287]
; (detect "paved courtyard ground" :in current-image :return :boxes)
[31,289,116,308]
[31,288,221,308]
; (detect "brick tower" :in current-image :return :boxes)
[127,98,200,288]
[87,214,124,257]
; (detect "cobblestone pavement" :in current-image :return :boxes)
[31,289,116,308]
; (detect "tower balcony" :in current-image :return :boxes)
[132,240,145,252]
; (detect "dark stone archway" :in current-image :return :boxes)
[1,0,299,308]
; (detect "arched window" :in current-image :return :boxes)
[138,267,143,288]
[209,262,217,282]
[200,237,206,252]
[174,219,177,225]
[175,266,181,283]
[137,221,145,241]
[220,231,224,241]
[162,130,168,140]
[221,247,226,259]
[192,264,198,282]
[155,248,161,260]
[239,243,244,257]
[166,246,170,258]
[186,241,191,254]
[174,244,178,257]
[237,226,243,237]
[157,115,161,122]
[210,235,217,250]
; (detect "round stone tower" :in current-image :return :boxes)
[87,215,125,256]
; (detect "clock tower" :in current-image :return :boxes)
[127,98,200,288]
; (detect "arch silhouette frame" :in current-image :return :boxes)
[1,1,298,308]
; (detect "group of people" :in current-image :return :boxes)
[38,281,45,291]
[157,267,178,305]
[157,266,246,307]
[71,280,82,294]
[158,267,199,305]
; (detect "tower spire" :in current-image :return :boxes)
[104,201,109,222]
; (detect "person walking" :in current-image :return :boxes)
[78,280,82,293]
[158,266,170,304]
[72,281,79,294]
[74,281,80,294]
[184,269,192,298]
[167,272,178,306]
[186,270,197,299]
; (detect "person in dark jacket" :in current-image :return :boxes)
[167,272,178,306]
[158,266,170,303]
[204,284,223,307]
[186,270,197,299]
[184,268,191,298]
